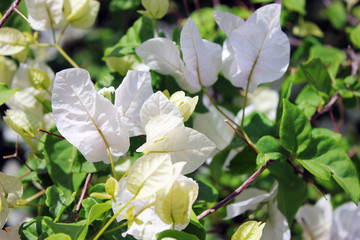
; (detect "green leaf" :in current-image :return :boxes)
[196,179,218,203]
[300,58,332,100]
[103,17,153,59]
[43,127,87,195]
[19,216,53,240]
[283,0,306,14]
[109,0,141,11]
[295,84,322,118]
[0,27,27,55]
[293,19,324,38]
[328,1,347,30]
[350,24,360,48]
[269,161,307,224]
[229,112,275,149]
[76,201,113,240]
[256,136,288,165]
[209,150,230,180]
[183,211,206,240]
[275,74,293,133]
[71,150,108,173]
[280,99,312,155]
[45,186,76,222]
[157,230,200,240]
[231,221,265,240]
[298,135,360,203]
[228,147,257,174]
[190,8,216,38]
[290,36,321,66]
[44,233,72,240]
[44,219,87,240]
[0,83,18,106]
[309,45,345,77]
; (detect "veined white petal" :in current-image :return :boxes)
[180,18,221,92]
[115,70,153,136]
[52,68,129,163]
[228,4,290,92]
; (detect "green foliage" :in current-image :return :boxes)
[43,127,87,195]
[280,100,312,155]
[157,230,200,240]
[298,132,360,203]
[45,186,76,222]
[0,83,18,106]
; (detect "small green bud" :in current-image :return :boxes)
[138,0,169,19]
[89,192,112,200]
[105,177,119,198]
[28,68,51,90]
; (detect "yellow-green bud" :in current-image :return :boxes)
[28,68,51,90]
[105,177,119,198]
[89,192,112,200]
[170,91,198,122]
[0,56,17,86]
[138,0,169,19]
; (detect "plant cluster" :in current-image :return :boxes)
[0,0,360,239]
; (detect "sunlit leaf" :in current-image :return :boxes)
[231,221,265,240]
[0,27,27,55]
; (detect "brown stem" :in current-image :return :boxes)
[38,129,65,139]
[224,120,258,155]
[3,137,33,171]
[329,110,340,133]
[0,0,22,28]
[70,173,93,222]
[24,189,46,203]
[197,160,274,220]
[309,91,340,123]
[286,159,326,199]
[347,46,359,78]
[182,0,190,17]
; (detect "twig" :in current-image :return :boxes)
[224,120,258,154]
[182,0,190,17]
[329,110,340,133]
[0,0,24,28]
[3,137,33,171]
[347,46,359,78]
[70,173,93,222]
[286,159,326,199]
[38,129,65,139]
[309,91,340,123]
[197,160,274,220]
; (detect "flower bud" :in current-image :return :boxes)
[98,86,115,102]
[28,68,51,90]
[170,91,198,122]
[138,0,169,19]
[105,177,119,199]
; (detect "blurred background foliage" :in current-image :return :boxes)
[0,0,360,239]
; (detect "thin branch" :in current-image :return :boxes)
[224,120,258,154]
[182,0,190,17]
[38,129,65,139]
[329,110,340,133]
[309,91,340,123]
[0,0,23,28]
[197,160,275,220]
[286,159,326,199]
[347,46,359,78]
[70,173,93,222]
[3,137,33,171]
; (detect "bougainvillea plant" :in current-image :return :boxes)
[0,0,360,239]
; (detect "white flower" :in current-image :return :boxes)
[214,4,290,92]
[136,18,221,93]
